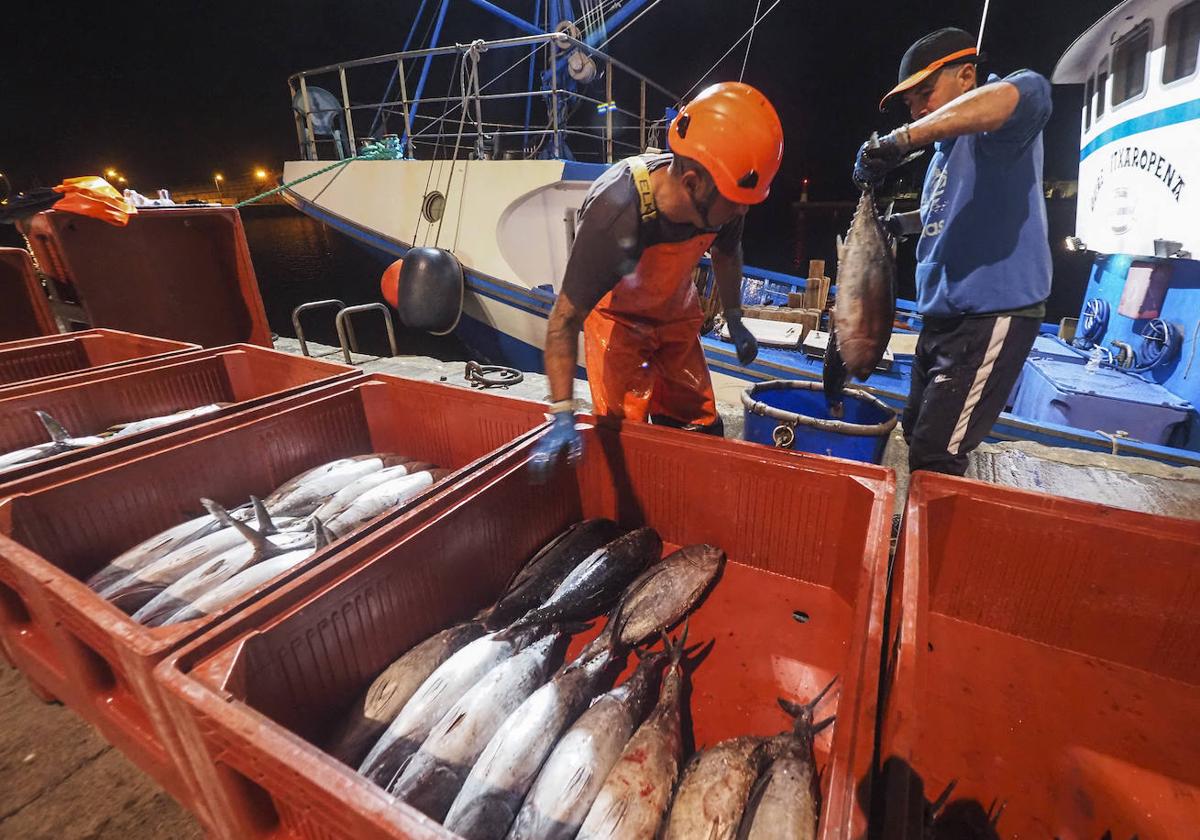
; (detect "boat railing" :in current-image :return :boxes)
[288,33,681,164]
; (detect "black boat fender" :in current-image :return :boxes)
[395,246,464,335]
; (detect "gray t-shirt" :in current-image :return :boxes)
[560,154,744,313]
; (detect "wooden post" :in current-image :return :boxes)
[606,59,614,163]
[806,259,826,309]
[639,79,646,152]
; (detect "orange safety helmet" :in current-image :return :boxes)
[380,257,404,307]
[668,82,783,205]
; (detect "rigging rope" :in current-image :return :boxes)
[977,0,992,52]
[595,0,668,49]
[739,0,764,82]
[676,0,785,105]
[233,140,403,208]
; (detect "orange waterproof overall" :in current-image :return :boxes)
[582,159,719,426]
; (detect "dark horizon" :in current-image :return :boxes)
[2,1,1114,193]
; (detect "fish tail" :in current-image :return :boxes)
[927,778,956,820]
[201,498,281,559]
[777,675,839,731]
[987,798,1006,829]
[34,410,72,443]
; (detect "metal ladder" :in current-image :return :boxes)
[291,299,398,364]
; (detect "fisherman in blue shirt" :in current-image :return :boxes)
[854,27,1052,475]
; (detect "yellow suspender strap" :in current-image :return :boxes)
[627,156,657,223]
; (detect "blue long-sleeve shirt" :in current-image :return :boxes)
[915,69,1053,318]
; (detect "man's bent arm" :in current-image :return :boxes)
[711,241,745,312]
[907,81,1020,147]
[544,294,588,404]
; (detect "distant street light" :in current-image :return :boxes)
[214,173,224,198]
[254,167,268,181]
[118,176,127,185]
[105,167,118,179]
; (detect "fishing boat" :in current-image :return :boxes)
[279,0,1200,466]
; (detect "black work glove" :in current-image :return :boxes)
[725,308,759,366]
[882,213,912,240]
[853,126,913,189]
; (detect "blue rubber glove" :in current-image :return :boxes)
[725,308,759,366]
[529,411,583,483]
[853,127,912,189]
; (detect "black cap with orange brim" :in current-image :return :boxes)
[879,27,982,111]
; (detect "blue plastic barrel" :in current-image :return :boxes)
[741,380,898,464]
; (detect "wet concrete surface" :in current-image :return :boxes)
[0,662,201,840]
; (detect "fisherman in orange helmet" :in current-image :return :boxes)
[531,81,784,477]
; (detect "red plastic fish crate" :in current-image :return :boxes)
[0,247,56,341]
[154,421,894,840]
[0,328,198,389]
[0,343,358,485]
[879,471,1200,839]
[0,375,547,826]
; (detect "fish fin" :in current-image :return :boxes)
[778,697,804,718]
[809,675,839,708]
[927,778,957,820]
[250,496,276,534]
[35,410,72,443]
[313,518,335,549]
[441,711,467,735]
[201,498,280,559]
[987,798,1006,829]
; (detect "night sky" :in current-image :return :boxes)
[3,0,1116,201]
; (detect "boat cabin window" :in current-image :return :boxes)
[1096,59,1109,118]
[1164,0,1200,83]
[1112,21,1151,105]
[1084,74,1095,129]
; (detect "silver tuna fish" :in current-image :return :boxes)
[512,527,662,629]
[443,647,623,840]
[825,187,896,414]
[0,411,105,470]
[735,678,837,840]
[507,649,668,840]
[86,506,249,593]
[297,460,431,527]
[99,499,295,612]
[581,543,724,660]
[663,736,776,840]
[358,625,544,788]
[107,404,223,437]
[325,621,488,767]
[263,454,408,517]
[160,520,333,625]
[482,519,624,631]
[576,632,691,840]
[390,628,574,820]
[130,500,315,626]
[324,468,448,536]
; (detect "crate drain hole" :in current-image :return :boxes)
[61,629,118,694]
[0,580,32,625]
[216,762,281,835]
